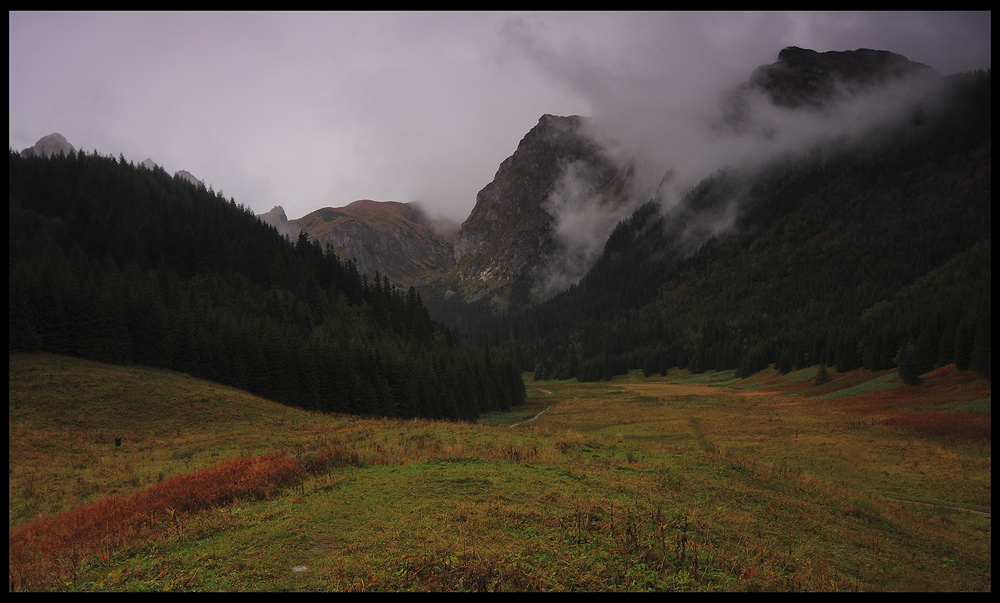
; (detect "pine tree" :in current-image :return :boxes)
[896,342,923,386]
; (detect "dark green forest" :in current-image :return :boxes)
[468,70,991,385]
[8,151,525,421]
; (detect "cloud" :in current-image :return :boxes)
[531,159,637,299]
[8,11,990,229]
[499,12,962,295]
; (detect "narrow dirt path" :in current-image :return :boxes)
[510,405,554,428]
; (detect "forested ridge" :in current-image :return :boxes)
[8,150,525,421]
[468,70,991,385]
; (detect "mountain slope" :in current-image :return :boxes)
[453,114,638,310]
[8,149,525,421]
[295,199,456,289]
[468,68,991,383]
[742,46,940,108]
[258,204,301,240]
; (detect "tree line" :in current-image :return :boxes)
[9,149,525,420]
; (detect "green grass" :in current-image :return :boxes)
[9,353,992,592]
[818,372,901,399]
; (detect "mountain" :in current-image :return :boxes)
[259,205,301,240]
[19,133,76,158]
[174,169,205,188]
[14,46,986,391]
[467,66,991,383]
[295,200,456,289]
[139,157,206,189]
[452,114,638,310]
[743,46,940,108]
[296,48,946,317]
[268,115,639,313]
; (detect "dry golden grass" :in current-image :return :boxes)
[8,355,991,591]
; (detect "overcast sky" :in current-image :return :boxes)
[8,11,991,223]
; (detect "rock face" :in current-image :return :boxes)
[720,47,943,129]
[174,169,205,189]
[140,158,205,189]
[453,114,635,309]
[19,133,76,158]
[746,46,941,108]
[259,205,301,240]
[296,200,456,289]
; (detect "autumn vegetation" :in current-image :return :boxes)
[9,353,990,591]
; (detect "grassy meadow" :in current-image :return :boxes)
[8,353,991,591]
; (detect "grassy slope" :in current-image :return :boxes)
[9,353,990,591]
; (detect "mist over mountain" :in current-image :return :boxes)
[13,45,988,386]
[452,113,639,309]
[467,64,990,383]
[576,47,950,256]
[445,46,952,311]
[236,46,966,323]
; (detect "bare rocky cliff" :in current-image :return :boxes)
[295,200,455,289]
[453,114,637,309]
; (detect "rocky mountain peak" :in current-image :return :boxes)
[258,205,300,240]
[746,46,941,108]
[295,199,455,289]
[452,113,636,309]
[19,133,76,158]
[175,169,205,188]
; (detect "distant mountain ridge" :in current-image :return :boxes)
[16,136,208,189]
[295,200,456,289]
[267,113,638,311]
[19,133,75,158]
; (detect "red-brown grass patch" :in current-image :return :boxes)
[9,453,307,591]
[882,411,991,441]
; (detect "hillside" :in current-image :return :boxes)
[262,48,976,329]
[468,68,991,384]
[452,114,638,310]
[8,149,525,421]
[295,200,456,289]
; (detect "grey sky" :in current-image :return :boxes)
[8,11,991,223]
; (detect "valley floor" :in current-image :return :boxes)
[9,355,991,591]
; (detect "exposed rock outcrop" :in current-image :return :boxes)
[19,133,76,158]
[296,200,455,289]
[259,205,301,240]
[746,46,941,108]
[453,114,636,309]
[175,169,205,189]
